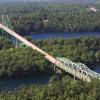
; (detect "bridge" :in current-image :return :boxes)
[0,15,100,82]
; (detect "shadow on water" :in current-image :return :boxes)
[0,66,100,91]
[0,75,51,91]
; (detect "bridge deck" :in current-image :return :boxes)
[0,23,100,82]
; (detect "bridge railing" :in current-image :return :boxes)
[56,57,100,82]
[0,17,99,82]
[0,15,22,47]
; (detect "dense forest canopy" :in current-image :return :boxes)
[1,2,100,33]
[0,1,100,99]
[0,36,100,78]
[0,36,100,99]
[0,76,100,100]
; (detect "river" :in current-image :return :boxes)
[31,32,100,39]
[0,75,51,91]
[0,32,100,91]
[0,66,100,91]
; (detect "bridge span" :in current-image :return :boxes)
[0,23,100,82]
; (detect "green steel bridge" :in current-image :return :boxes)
[0,15,100,82]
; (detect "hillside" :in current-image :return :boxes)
[0,0,97,4]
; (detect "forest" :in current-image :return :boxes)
[0,76,100,100]
[1,2,100,34]
[0,1,100,100]
[0,36,100,78]
[0,36,100,100]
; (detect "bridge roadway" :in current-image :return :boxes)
[0,23,91,82]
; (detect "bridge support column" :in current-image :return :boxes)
[1,15,4,37]
[82,71,83,81]
[56,68,62,74]
[50,63,56,72]
[74,69,76,81]
[56,68,62,81]
[15,39,18,48]
[50,63,62,80]
[54,64,56,72]
[53,64,62,75]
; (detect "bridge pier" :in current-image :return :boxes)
[1,15,4,37]
[50,63,62,74]
[74,70,76,81]
[15,39,18,48]
[0,21,97,82]
[50,63,62,80]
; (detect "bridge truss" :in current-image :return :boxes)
[0,15,100,82]
[57,58,100,82]
[0,15,22,47]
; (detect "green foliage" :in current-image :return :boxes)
[35,36,100,66]
[0,48,50,77]
[0,3,100,33]
[0,76,100,100]
[0,37,13,50]
[0,36,100,77]
[0,3,100,99]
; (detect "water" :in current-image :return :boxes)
[0,76,51,91]
[95,66,100,73]
[31,32,100,39]
[0,66,100,91]
[0,32,100,91]
[0,67,100,91]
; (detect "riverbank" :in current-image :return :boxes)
[0,65,100,91]
[0,36,100,78]
[0,75,100,100]
[0,36,100,91]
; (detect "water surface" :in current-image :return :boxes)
[0,32,100,91]
[95,66,100,73]
[0,76,51,91]
[31,32,100,39]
